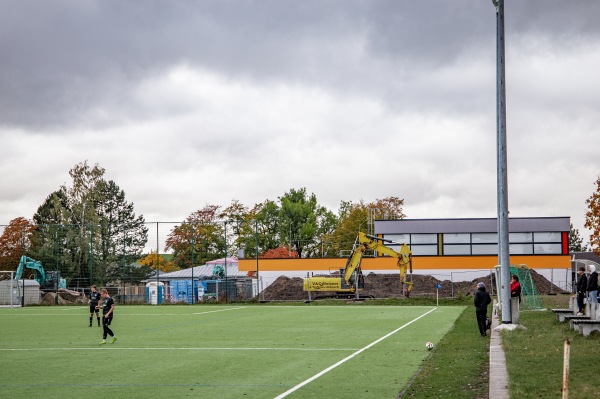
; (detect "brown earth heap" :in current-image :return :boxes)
[261,269,567,301]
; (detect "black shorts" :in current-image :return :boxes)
[103,315,113,326]
[90,305,99,313]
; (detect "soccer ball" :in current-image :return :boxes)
[425,342,434,350]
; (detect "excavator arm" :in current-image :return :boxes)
[15,256,46,284]
[352,233,414,296]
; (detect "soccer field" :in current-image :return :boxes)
[0,304,464,399]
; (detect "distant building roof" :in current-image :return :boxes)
[155,257,246,280]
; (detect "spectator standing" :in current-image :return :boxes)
[576,267,587,316]
[587,264,598,307]
[474,282,492,337]
[510,275,522,302]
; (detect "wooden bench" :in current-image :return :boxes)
[571,320,600,337]
[567,316,591,329]
[552,309,574,322]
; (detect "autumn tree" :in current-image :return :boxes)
[323,197,406,257]
[165,205,225,269]
[139,251,179,273]
[0,217,36,270]
[585,176,600,255]
[259,246,298,259]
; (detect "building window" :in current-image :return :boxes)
[509,232,533,243]
[410,234,437,244]
[472,244,498,255]
[510,243,533,255]
[534,243,562,254]
[410,245,438,256]
[383,234,410,245]
[443,244,471,255]
[443,233,470,244]
[472,233,498,244]
[534,232,561,243]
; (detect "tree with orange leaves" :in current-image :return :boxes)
[138,251,179,273]
[0,217,36,270]
[259,246,299,259]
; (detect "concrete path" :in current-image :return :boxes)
[488,316,510,399]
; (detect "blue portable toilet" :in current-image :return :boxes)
[146,282,164,304]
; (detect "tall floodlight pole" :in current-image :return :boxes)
[191,232,195,304]
[494,0,512,323]
[255,219,260,301]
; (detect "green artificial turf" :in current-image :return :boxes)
[0,304,463,399]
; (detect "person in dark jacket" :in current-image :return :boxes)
[587,264,598,307]
[576,267,588,315]
[474,282,492,337]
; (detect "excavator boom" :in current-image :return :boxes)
[303,232,413,297]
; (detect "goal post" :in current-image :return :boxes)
[0,271,20,307]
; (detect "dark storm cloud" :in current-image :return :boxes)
[2,1,598,130]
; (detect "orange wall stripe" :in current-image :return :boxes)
[238,255,571,272]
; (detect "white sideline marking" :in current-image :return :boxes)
[0,347,357,352]
[193,307,246,315]
[273,307,438,399]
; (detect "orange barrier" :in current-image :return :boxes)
[238,255,571,272]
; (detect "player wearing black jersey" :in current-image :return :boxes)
[98,289,117,345]
[88,285,101,327]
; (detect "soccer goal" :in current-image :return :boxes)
[0,271,20,307]
[494,264,543,311]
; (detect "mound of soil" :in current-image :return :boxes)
[41,288,85,305]
[261,269,566,301]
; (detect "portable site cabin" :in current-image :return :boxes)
[0,279,40,306]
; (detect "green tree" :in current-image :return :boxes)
[237,200,281,259]
[95,179,149,284]
[569,223,587,252]
[278,188,337,258]
[31,161,148,287]
[585,176,600,255]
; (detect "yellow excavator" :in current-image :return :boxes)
[303,232,413,298]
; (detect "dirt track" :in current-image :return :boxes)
[261,269,567,301]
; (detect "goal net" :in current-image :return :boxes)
[0,271,20,307]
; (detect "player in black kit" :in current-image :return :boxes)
[88,285,101,327]
[98,289,117,345]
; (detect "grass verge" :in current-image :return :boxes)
[399,305,489,399]
[503,295,600,399]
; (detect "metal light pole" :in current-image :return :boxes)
[191,232,195,304]
[255,219,260,301]
[224,220,229,303]
[494,0,512,323]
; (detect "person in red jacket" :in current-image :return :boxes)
[510,275,521,303]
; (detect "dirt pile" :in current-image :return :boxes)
[41,288,85,305]
[261,269,567,301]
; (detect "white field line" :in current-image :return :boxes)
[192,307,246,315]
[0,347,358,352]
[273,307,438,399]
[0,307,247,317]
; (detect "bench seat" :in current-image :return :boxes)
[571,320,600,337]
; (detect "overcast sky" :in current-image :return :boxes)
[1,1,599,243]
